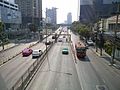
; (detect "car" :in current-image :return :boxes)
[62,48,69,54]
[45,41,51,45]
[22,48,33,57]
[87,40,94,46]
[58,38,62,42]
[63,35,66,38]
[32,50,43,58]
[52,36,55,39]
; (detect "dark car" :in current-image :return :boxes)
[62,48,69,54]
[45,41,51,45]
[52,36,55,39]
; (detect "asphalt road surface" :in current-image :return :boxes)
[0,41,38,64]
[0,28,61,90]
[71,32,120,90]
[26,42,82,90]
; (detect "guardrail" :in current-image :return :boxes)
[11,42,54,90]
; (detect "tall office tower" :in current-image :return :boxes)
[15,0,42,28]
[67,12,72,24]
[79,0,95,24]
[79,0,119,24]
[46,7,57,25]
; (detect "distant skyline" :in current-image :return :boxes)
[43,0,78,24]
[11,0,78,24]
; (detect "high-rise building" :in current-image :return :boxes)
[15,0,42,28]
[79,0,119,24]
[79,0,96,24]
[0,0,21,30]
[46,7,57,25]
[67,12,72,24]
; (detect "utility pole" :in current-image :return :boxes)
[111,2,120,65]
[100,19,104,56]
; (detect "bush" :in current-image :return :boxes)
[104,41,113,55]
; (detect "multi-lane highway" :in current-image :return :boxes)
[71,32,120,90]
[1,27,120,90]
[26,42,81,90]
[0,28,61,90]
[26,31,120,90]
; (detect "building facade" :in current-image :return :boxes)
[67,12,72,24]
[46,7,57,25]
[79,0,119,24]
[0,0,21,30]
[15,0,42,28]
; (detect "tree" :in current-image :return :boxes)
[0,22,8,50]
[28,23,37,32]
[71,21,91,40]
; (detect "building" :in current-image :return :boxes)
[79,0,95,24]
[0,0,21,30]
[67,12,72,24]
[79,0,119,24]
[15,0,42,28]
[46,7,57,25]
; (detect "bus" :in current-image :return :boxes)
[75,42,87,58]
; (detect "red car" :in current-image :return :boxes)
[22,48,33,56]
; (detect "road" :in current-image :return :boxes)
[27,31,120,90]
[0,41,38,65]
[71,32,120,90]
[26,42,81,90]
[0,28,61,90]
[0,27,61,65]
[0,42,46,89]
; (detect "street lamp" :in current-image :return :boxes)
[42,18,51,71]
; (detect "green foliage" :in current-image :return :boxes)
[104,41,113,55]
[71,21,91,38]
[0,22,9,49]
[0,22,4,33]
[28,23,37,32]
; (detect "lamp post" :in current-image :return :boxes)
[42,18,51,71]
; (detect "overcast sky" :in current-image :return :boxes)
[43,0,78,24]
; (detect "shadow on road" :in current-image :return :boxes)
[40,70,72,76]
[78,56,90,62]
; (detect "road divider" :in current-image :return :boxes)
[11,31,62,90]
[70,43,77,63]
[11,42,54,90]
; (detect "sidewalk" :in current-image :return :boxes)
[0,43,18,52]
[91,47,120,69]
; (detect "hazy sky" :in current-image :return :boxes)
[43,0,78,24]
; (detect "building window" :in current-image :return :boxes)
[0,0,3,2]
[4,1,9,5]
[4,5,9,8]
[0,3,3,6]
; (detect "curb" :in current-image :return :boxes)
[0,42,38,67]
[0,44,19,53]
[91,48,120,69]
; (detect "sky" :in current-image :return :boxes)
[43,0,78,24]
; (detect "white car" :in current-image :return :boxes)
[32,50,43,58]
[87,40,94,46]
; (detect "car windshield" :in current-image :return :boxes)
[63,48,68,50]
[0,0,119,90]
[33,51,39,54]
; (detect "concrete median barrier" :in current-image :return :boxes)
[11,42,54,90]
